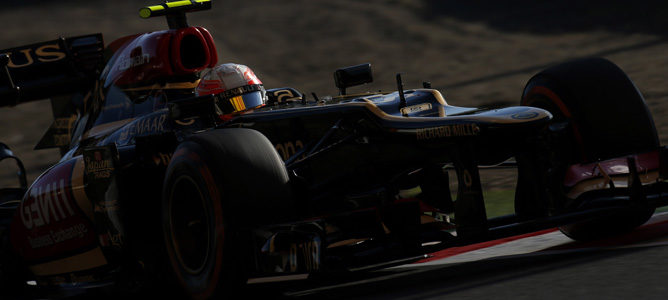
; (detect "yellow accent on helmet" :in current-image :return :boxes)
[230,95,246,112]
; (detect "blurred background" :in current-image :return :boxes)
[1,0,668,186]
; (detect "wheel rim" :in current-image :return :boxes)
[169,174,212,275]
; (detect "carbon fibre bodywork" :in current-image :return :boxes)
[1,1,668,297]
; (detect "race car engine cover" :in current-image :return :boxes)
[104,26,217,87]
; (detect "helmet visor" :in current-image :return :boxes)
[217,90,265,114]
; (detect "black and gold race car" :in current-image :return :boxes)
[1,1,666,299]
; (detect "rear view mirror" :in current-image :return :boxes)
[0,142,27,190]
[334,63,373,95]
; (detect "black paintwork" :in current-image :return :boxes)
[1,14,666,294]
[49,75,551,277]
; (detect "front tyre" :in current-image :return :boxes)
[522,57,658,241]
[162,128,293,299]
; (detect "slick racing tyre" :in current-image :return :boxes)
[162,128,293,299]
[521,57,658,241]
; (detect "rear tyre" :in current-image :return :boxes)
[521,57,658,241]
[162,128,293,299]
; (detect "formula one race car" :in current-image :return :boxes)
[1,1,667,299]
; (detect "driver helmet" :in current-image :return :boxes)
[196,63,266,119]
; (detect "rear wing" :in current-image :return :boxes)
[0,34,104,107]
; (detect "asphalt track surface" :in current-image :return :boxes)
[241,213,668,300]
[24,212,668,299]
[22,213,668,300]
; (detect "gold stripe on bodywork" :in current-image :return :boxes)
[71,156,93,221]
[122,80,200,92]
[359,101,549,125]
[29,247,107,276]
[425,89,447,105]
[83,118,135,140]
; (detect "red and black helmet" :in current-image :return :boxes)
[196,63,266,118]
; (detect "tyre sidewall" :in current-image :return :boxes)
[522,58,659,162]
[163,141,228,300]
[162,128,293,299]
[521,58,658,240]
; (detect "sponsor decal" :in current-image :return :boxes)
[117,53,150,71]
[275,140,304,161]
[271,89,302,104]
[216,84,262,99]
[71,145,126,262]
[260,230,321,273]
[134,113,166,134]
[52,115,78,147]
[288,238,321,272]
[118,113,167,143]
[3,43,66,68]
[84,151,114,180]
[12,159,97,262]
[21,179,75,230]
[27,223,88,249]
[153,152,173,167]
[400,103,432,115]
[511,111,539,120]
[416,124,480,140]
[99,230,124,247]
[83,145,126,252]
[302,237,321,271]
[52,116,77,130]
